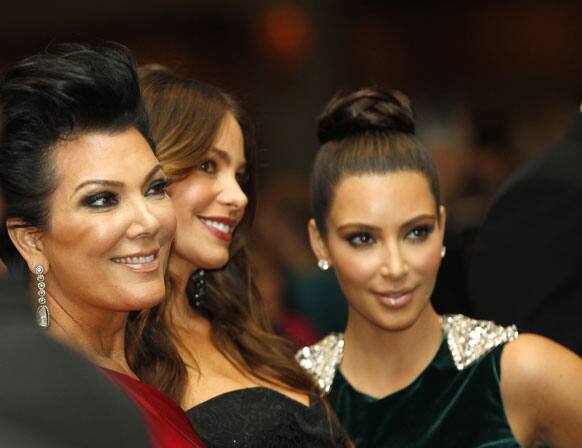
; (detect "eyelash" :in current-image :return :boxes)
[406,225,434,241]
[146,178,171,197]
[199,159,217,174]
[83,192,118,208]
[199,158,248,186]
[345,225,434,247]
[82,179,170,209]
[346,232,375,247]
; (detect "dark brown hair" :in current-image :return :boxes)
[311,87,441,235]
[126,67,317,404]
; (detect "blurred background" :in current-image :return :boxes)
[2,0,581,345]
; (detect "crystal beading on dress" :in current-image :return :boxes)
[296,333,344,394]
[442,314,518,370]
[296,314,519,393]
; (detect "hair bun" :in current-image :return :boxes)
[317,87,416,144]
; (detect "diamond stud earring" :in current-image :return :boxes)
[441,246,447,259]
[317,259,330,271]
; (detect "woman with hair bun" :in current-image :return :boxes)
[0,44,202,447]
[297,87,582,447]
[127,67,349,447]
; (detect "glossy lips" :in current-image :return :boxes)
[111,249,160,272]
[199,216,237,241]
[372,287,416,310]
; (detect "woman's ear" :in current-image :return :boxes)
[307,219,331,267]
[6,218,49,273]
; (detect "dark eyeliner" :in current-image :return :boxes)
[408,224,434,240]
[146,178,171,196]
[199,159,217,174]
[346,231,375,246]
[82,191,118,208]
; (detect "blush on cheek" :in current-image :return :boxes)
[334,251,379,286]
[415,246,442,275]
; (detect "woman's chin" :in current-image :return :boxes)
[198,252,231,271]
[123,287,166,311]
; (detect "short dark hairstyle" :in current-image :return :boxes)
[0,43,152,276]
[311,86,441,236]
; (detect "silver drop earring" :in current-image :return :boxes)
[317,259,330,271]
[441,246,447,259]
[35,264,50,328]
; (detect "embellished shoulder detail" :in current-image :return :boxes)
[441,314,518,370]
[296,333,344,394]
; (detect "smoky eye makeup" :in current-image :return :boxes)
[199,158,217,174]
[82,191,119,209]
[406,223,435,241]
[344,231,376,247]
[145,178,171,197]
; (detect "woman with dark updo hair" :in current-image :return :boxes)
[0,44,202,447]
[297,87,582,447]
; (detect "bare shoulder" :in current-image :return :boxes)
[501,334,582,447]
[502,334,581,385]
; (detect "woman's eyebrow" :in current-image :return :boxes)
[73,179,123,195]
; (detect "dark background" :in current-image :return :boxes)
[2,0,581,338]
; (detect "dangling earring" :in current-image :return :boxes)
[317,259,330,271]
[190,269,206,309]
[441,246,447,259]
[35,264,50,328]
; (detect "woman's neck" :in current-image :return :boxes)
[166,254,212,338]
[46,296,133,376]
[168,253,199,296]
[341,303,443,398]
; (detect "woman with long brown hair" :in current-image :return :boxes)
[127,67,348,447]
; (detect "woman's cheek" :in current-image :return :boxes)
[410,245,442,276]
[334,249,380,286]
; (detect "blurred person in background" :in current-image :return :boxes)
[0,43,202,448]
[469,103,582,356]
[418,104,474,317]
[297,86,582,447]
[129,67,349,447]
[253,175,347,336]
[250,235,321,347]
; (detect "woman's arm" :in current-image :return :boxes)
[501,333,582,447]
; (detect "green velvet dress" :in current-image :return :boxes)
[297,314,521,448]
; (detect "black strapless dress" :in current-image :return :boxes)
[187,387,348,447]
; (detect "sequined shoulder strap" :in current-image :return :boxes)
[296,333,344,394]
[441,314,519,370]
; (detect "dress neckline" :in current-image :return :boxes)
[336,334,448,403]
[187,386,313,412]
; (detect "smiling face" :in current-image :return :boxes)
[308,171,445,332]
[37,128,176,316]
[168,112,248,275]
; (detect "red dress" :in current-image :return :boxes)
[100,368,204,448]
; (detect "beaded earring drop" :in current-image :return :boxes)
[35,264,50,328]
[190,269,206,308]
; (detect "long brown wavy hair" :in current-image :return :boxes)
[125,67,317,405]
